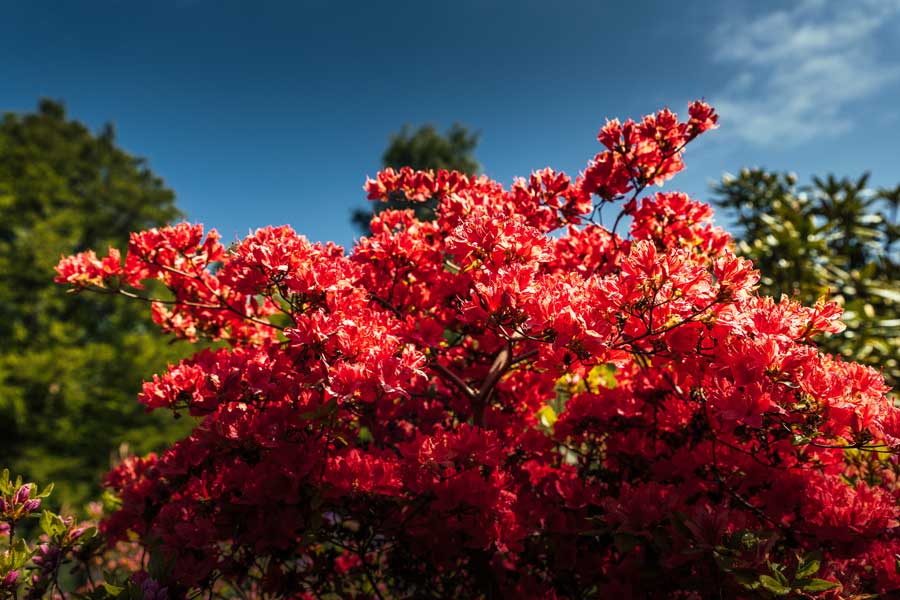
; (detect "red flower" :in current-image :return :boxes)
[53,100,898,598]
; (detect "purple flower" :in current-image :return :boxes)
[31,544,60,570]
[13,484,31,505]
[1,570,19,588]
[70,525,88,540]
[132,572,169,600]
[141,578,169,600]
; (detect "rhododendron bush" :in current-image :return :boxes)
[55,102,900,599]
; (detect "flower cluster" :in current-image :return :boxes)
[0,470,106,600]
[57,102,900,598]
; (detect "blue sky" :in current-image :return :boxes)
[3,0,900,248]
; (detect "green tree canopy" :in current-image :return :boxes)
[352,123,479,231]
[712,168,900,392]
[0,100,192,508]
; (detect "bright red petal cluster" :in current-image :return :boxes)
[56,102,900,598]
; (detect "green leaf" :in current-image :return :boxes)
[101,489,123,513]
[732,569,761,590]
[357,426,373,443]
[102,582,125,596]
[737,530,758,550]
[587,363,618,391]
[552,373,584,416]
[769,563,790,586]
[758,575,790,595]
[537,405,557,429]
[798,578,841,592]
[443,260,460,275]
[40,509,54,535]
[10,538,31,569]
[37,482,54,498]
[796,553,821,579]
[40,510,67,537]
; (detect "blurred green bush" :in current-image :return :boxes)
[0,100,193,510]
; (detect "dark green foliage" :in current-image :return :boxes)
[352,123,479,231]
[713,168,900,392]
[0,100,193,509]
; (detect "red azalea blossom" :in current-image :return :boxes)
[55,101,900,599]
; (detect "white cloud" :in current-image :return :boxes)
[711,0,900,145]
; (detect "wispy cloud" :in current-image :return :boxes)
[711,0,900,145]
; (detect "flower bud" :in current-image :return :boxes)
[21,498,41,514]
[13,484,31,505]
[1,570,18,587]
[32,544,56,569]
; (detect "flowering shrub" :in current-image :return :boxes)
[56,102,900,598]
[0,470,121,600]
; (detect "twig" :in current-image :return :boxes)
[429,362,476,400]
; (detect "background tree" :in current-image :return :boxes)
[0,100,192,508]
[352,123,479,231]
[712,168,900,391]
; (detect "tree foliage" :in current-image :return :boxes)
[0,100,192,508]
[54,101,900,598]
[713,169,900,392]
[352,123,479,230]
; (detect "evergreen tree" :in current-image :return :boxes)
[352,123,479,231]
[713,168,900,391]
[0,100,193,508]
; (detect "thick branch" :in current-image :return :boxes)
[472,345,511,426]
[429,362,477,400]
[430,344,537,427]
